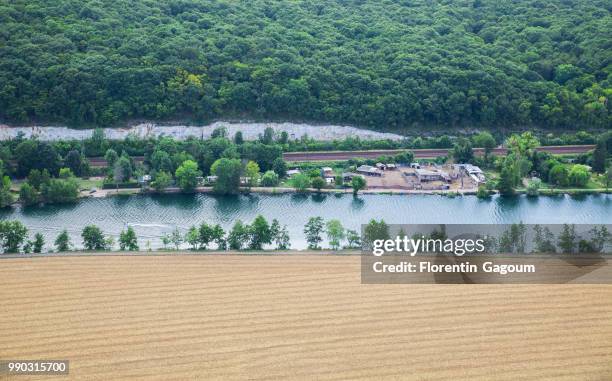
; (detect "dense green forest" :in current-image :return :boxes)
[0,0,610,129]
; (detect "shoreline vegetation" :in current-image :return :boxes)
[2,250,610,259]
[0,127,610,210]
[0,250,360,258]
[87,185,609,199]
[0,216,609,255]
[8,167,610,204]
[5,180,611,208]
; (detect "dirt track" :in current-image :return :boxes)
[283,145,595,162]
[1,255,611,380]
[85,145,595,168]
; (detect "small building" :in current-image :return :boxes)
[139,174,151,184]
[455,164,485,184]
[325,177,334,185]
[240,176,257,186]
[240,177,253,185]
[286,169,301,177]
[320,167,334,178]
[356,165,382,177]
[415,168,451,182]
[342,172,360,182]
[205,175,218,184]
[375,163,397,171]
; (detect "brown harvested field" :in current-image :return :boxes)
[1,255,611,381]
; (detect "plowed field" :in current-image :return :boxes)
[1,255,611,380]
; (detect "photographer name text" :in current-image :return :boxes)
[372,261,536,275]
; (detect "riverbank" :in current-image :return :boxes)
[87,186,483,198]
[84,184,610,200]
[0,249,361,259]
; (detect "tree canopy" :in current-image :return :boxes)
[0,0,609,129]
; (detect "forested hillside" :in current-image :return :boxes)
[0,0,610,130]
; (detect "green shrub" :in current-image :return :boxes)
[526,178,542,197]
[260,170,280,187]
[476,184,490,199]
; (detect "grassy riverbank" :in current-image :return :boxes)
[89,185,610,200]
[0,249,360,259]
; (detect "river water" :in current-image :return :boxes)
[0,193,610,251]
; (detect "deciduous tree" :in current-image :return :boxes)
[568,165,590,187]
[32,233,45,253]
[362,219,389,248]
[326,219,345,250]
[291,173,311,192]
[272,158,287,178]
[55,230,71,252]
[591,139,607,173]
[175,160,202,192]
[351,176,366,195]
[304,217,324,250]
[211,158,241,195]
[0,220,28,253]
[19,182,39,206]
[228,220,249,250]
[119,226,139,251]
[260,170,279,187]
[152,171,172,192]
[249,215,272,250]
[452,138,474,163]
[81,225,107,251]
[311,176,326,192]
[472,132,496,157]
[244,161,260,189]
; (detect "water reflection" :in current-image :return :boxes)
[568,193,589,202]
[350,196,365,211]
[150,193,194,208]
[290,193,310,205]
[212,194,250,220]
[111,195,135,209]
[495,194,521,208]
[20,202,79,217]
[524,195,540,207]
[311,193,327,203]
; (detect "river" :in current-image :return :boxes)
[0,193,610,251]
